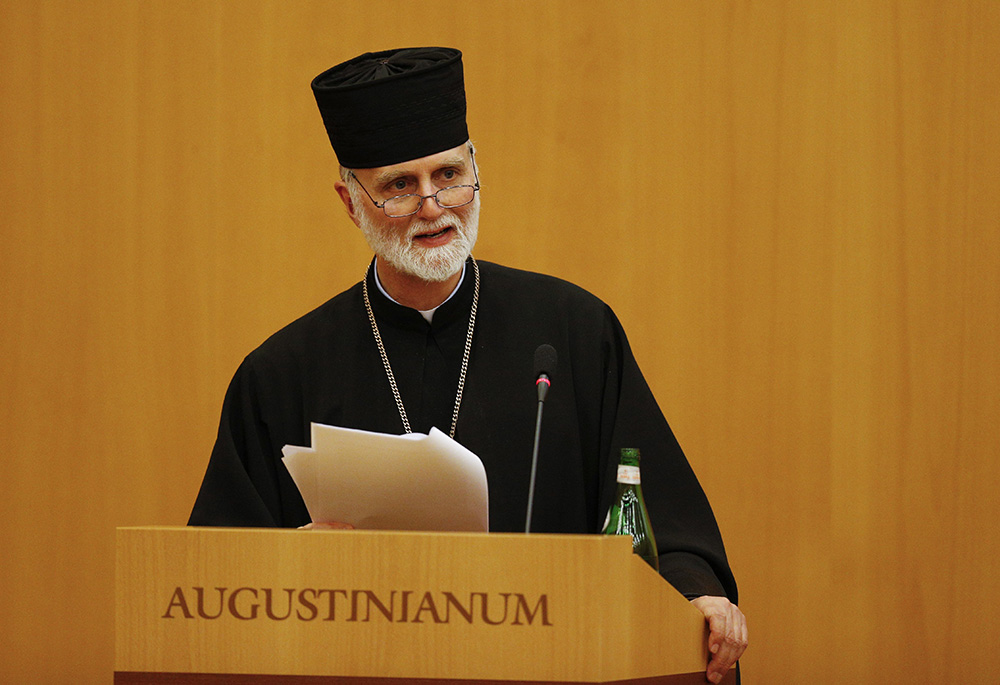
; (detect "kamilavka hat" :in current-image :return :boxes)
[311,47,468,169]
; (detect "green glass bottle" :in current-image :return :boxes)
[602,448,659,571]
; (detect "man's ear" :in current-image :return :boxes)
[334,180,357,221]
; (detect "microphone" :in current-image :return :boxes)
[534,343,557,402]
[526,344,557,533]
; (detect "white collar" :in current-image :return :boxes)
[373,259,467,323]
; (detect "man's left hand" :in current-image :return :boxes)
[690,595,747,683]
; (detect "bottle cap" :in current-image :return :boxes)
[620,448,640,467]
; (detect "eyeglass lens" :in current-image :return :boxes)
[383,186,476,217]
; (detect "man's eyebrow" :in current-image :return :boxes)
[437,156,469,169]
[371,169,408,186]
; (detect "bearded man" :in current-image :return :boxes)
[189,47,746,683]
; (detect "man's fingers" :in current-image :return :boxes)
[298,521,355,530]
[708,639,743,675]
[707,635,741,680]
[706,628,743,683]
[691,596,748,683]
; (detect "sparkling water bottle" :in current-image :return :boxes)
[602,448,659,571]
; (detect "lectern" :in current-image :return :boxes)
[116,526,728,683]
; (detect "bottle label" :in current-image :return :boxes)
[616,465,640,484]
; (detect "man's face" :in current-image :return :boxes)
[345,143,480,283]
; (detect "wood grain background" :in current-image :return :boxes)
[1,1,997,682]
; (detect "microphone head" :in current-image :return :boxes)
[533,344,558,380]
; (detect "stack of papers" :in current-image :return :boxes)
[282,423,489,532]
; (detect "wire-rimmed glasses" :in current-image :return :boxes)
[350,154,480,218]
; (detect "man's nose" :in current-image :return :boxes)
[415,184,445,220]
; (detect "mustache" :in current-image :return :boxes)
[406,216,463,239]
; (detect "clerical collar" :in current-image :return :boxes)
[373,258,467,323]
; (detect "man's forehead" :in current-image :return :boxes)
[364,144,472,182]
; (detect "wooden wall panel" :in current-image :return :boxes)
[1,1,997,682]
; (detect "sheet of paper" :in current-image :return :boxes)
[281,423,488,532]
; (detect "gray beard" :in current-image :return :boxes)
[354,194,480,283]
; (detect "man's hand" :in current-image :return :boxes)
[690,595,747,683]
[297,521,355,530]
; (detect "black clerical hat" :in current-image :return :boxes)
[311,47,469,169]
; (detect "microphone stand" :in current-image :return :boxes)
[525,374,550,534]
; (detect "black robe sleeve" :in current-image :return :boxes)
[598,308,737,601]
[189,354,309,527]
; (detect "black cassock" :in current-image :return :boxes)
[190,259,737,601]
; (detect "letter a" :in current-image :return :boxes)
[162,587,194,619]
[411,592,444,624]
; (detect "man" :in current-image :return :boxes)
[190,47,747,683]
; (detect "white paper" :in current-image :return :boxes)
[281,423,488,532]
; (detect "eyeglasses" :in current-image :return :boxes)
[350,154,481,218]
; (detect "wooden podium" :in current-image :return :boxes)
[116,526,725,684]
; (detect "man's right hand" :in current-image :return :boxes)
[298,521,355,530]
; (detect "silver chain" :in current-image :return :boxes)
[362,258,480,438]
